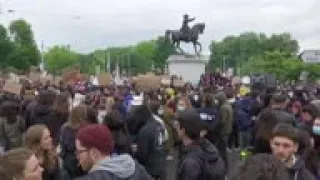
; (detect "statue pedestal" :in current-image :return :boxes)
[167,54,209,84]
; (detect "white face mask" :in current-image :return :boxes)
[158,108,164,115]
[214,100,219,105]
[98,110,108,124]
[68,98,73,111]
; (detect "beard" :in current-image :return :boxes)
[276,153,294,167]
[80,156,94,172]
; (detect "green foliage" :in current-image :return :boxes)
[0,25,14,68]
[44,45,80,74]
[8,19,41,70]
[210,32,299,75]
[152,36,176,69]
[92,36,176,74]
[242,51,303,81]
[303,64,320,80]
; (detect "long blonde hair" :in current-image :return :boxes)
[0,148,33,180]
[24,124,57,171]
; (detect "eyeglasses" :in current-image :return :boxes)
[76,149,88,156]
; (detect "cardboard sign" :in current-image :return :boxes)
[23,90,36,101]
[135,75,161,91]
[62,66,81,84]
[161,76,171,85]
[173,79,185,87]
[40,74,54,84]
[3,80,22,95]
[54,76,62,86]
[30,66,39,72]
[98,74,112,86]
[29,72,41,82]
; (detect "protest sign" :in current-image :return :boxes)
[29,72,41,82]
[23,90,36,101]
[62,66,80,84]
[98,73,112,86]
[173,79,185,87]
[135,74,161,91]
[3,80,22,95]
[54,76,62,86]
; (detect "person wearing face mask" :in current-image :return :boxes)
[298,104,318,134]
[176,97,194,113]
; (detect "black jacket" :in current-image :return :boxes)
[271,108,296,126]
[42,161,61,180]
[177,139,226,180]
[42,111,68,146]
[136,118,167,177]
[29,103,53,127]
[60,126,86,178]
[287,156,316,180]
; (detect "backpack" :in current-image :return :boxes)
[0,116,24,151]
[189,149,226,180]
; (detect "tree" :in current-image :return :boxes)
[8,19,40,70]
[44,45,80,74]
[0,25,14,68]
[152,36,176,71]
[242,51,303,81]
[209,32,299,74]
[90,37,176,75]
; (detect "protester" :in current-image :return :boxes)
[253,109,278,154]
[41,92,70,147]
[298,104,318,133]
[215,91,233,168]
[270,93,295,125]
[197,93,220,145]
[0,148,43,180]
[233,153,290,180]
[4,66,320,180]
[27,90,55,128]
[0,100,25,152]
[25,124,60,180]
[175,110,226,180]
[60,105,88,179]
[176,96,194,113]
[75,124,152,180]
[135,104,167,180]
[270,123,316,180]
[103,110,132,154]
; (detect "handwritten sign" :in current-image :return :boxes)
[3,80,22,95]
[98,73,112,86]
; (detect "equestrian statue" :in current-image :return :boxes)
[165,14,205,54]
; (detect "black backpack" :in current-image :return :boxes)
[189,149,226,180]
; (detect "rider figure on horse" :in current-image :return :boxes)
[181,14,195,41]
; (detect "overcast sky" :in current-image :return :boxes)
[0,0,319,54]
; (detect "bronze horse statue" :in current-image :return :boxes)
[165,23,205,54]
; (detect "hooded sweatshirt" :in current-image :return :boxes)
[76,154,152,180]
[287,156,316,180]
[177,139,226,180]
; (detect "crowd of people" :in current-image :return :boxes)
[0,73,319,180]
